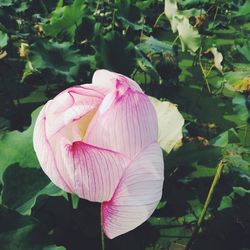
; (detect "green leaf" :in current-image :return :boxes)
[233,186,250,196]
[188,163,216,178]
[166,141,222,177]
[176,16,201,52]
[2,164,63,215]
[29,40,86,81]
[137,36,178,81]
[232,94,249,122]
[164,0,201,52]
[138,36,174,56]
[218,187,250,211]
[43,0,85,41]
[136,0,154,10]
[149,217,191,248]
[218,195,232,211]
[15,1,29,12]
[0,0,13,7]
[117,16,152,33]
[236,0,250,17]
[226,154,250,176]
[238,41,250,63]
[135,47,159,81]
[210,128,239,147]
[0,31,8,48]
[224,69,250,93]
[0,206,64,250]
[0,107,42,182]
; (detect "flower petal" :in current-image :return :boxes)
[45,85,104,138]
[33,106,73,193]
[84,88,158,158]
[102,143,164,239]
[61,141,129,202]
[92,69,143,94]
[149,96,184,153]
[34,85,105,193]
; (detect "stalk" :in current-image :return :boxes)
[185,160,224,250]
[101,209,105,250]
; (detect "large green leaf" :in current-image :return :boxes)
[2,164,64,215]
[43,0,85,41]
[0,107,41,181]
[29,40,88,81]
[0,206,66,250]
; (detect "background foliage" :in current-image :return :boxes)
[0,0,250,249]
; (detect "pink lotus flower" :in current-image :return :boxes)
[33,70,184,239]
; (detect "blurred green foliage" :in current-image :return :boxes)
[0,0,250,250]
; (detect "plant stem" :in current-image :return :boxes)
[112,9,117,30]
[198,46,211,93]
[205,64,214,77]
[211,6,219,28]
[95,0,101,13]
[153,11,165,28]
[244,124,249,146]
[39,0,48,16]
[236,124,247,129]
[101,209,105,250]
[185,160,224,250]
[172,35,179,46]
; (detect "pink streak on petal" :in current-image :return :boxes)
[84,88,158,158]
[34,85,105,193]
[33,106,74,193]
[101,142,164,239]
[62,141,129,202]
[92,69,143,94]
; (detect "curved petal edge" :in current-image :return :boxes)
[102,142,164,239]
[149,96,184,153]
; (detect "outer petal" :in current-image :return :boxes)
[34,108,129,200]
[45,85,104,138]
[149,96,184,153]
[102,143,164,239]
[33,106,73,193]
[84,88,158,158]
[62,141,129,202]
[92,69,143,94]
[33,85,105,193]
